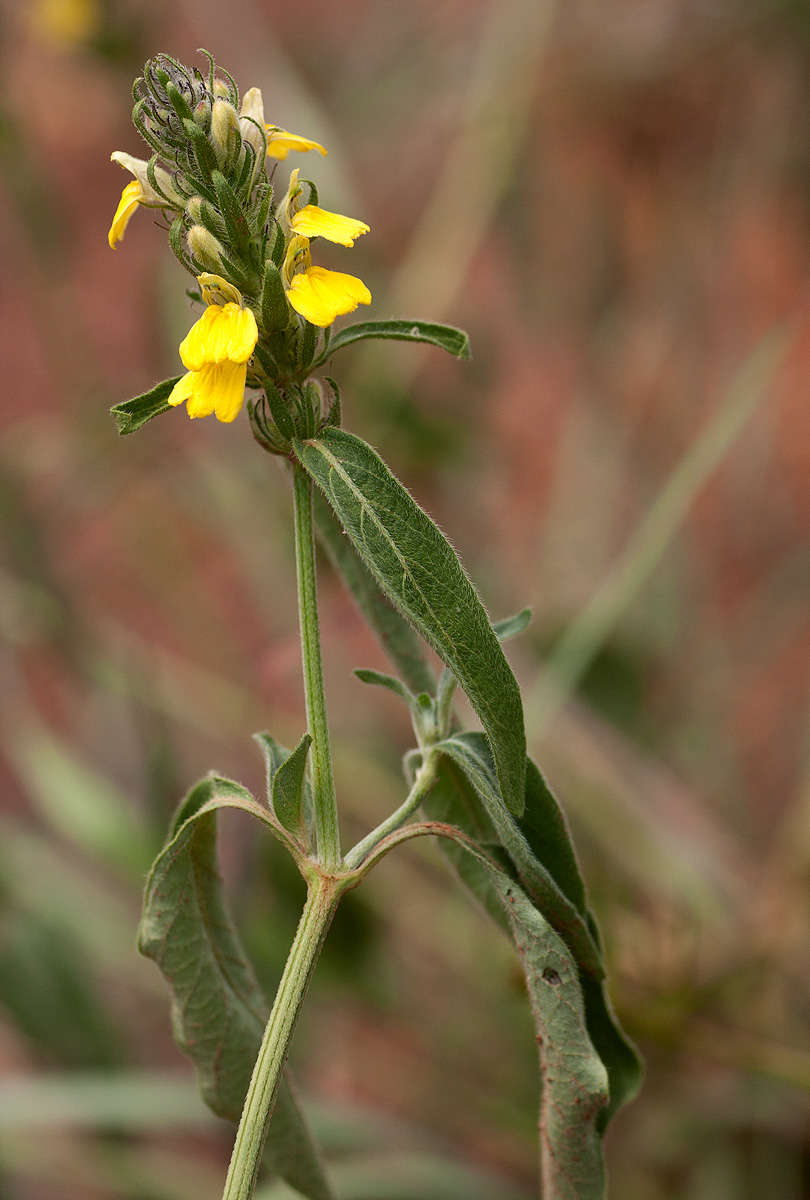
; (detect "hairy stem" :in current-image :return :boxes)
[293,464,340,869]
[344,750,440,869]
[221,876,341,1200]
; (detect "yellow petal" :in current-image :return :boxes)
[286,266,371,328]
[265,128,327,160]
[179,362,247,422]
[178,303,258,371]
[168,372,194,407]
[107,180,143,248]
[290,205,370,248]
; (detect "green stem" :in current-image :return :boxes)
[293,464,340,869]
[221,876,341,1200]
[344,750,440,869]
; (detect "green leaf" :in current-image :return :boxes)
[493,607,532,642]
[138,775,333,1200]
[296,428,526,816]
[425,741,642,1127]
[353,669,414,703]
[311,319,470,367]
[430,828,609,1199]
[312,489,435,697]
[271,732,312,836]
[110,376,181,435]
[432,734,603,978]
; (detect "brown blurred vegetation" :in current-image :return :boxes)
[1,0,809,1197]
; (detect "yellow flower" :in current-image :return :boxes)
[265,127,328,160]
[286,265,371,328]
[107,152,180,248]
[108,180,143,248]
[168,302,258,423]
[290,205,370,248]
[282,232,371,328]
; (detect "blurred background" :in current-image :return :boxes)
[1,0,810,1197]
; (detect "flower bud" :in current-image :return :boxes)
[210,98,241,164]
[239,87,266,158]
[212,78,231,99]
[186,196,204,223]
[187,224,225,271]
[193,99,211,130]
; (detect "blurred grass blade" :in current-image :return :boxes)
[138,774,334,1200]
[531,327,791,730]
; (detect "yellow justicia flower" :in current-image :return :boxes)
[108,152,180,248]
[168,301,258,423]
[265,127,327,160]
[283,235,370,328]
[286,267,372,327]
[290,205,370,248]
[108,181,144,249]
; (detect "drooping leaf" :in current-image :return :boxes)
[110,375,181,435]
[271,732,312,836]
[313,491,436,696]
[137,775,334,1200]
[432,735,602,977]
[295,428,526,816]
[426,827,609,1199]
[311,319,470,367]
[424,742,642,1127]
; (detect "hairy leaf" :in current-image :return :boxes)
[430,827,609,1199]
[493,607,532,642]
[311,319,470,367]
[433,735,602,977]
[138,775,333,1200]
[313,491,436,696]
[110,376,181,435]
[295,428,526,815]
[424,743,642,1126]
[271,732,312,836]
[353,669,414,703]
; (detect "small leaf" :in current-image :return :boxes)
[493,608,532,642]
[311,319,471,367]
[271,732,312,836]
[253,732,291,794]
[261,261,290,333]
[295,428,526,815]
[433,734,603,978]
[353,669,414,703]
[110,376,181,435]
[138,775,333,1200]
[312,491,436,697]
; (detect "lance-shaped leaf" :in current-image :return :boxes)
[424,744,642,1126]
[310,319,470,368]
[137,775,334,1200]
[271,732,312,836]
[295,428,526,816]
[432,734,602,977]
[110,375,181,435]
[313,491,436,696]
[421,826,609,1199]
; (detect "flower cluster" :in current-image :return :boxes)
[108,52,370,431]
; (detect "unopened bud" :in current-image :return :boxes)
[239,87,266,157]
[212,78,231,99]
[187,224,225,271]
[193,99,211,130]
[186,196,204,223]
[210,98,240,163]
